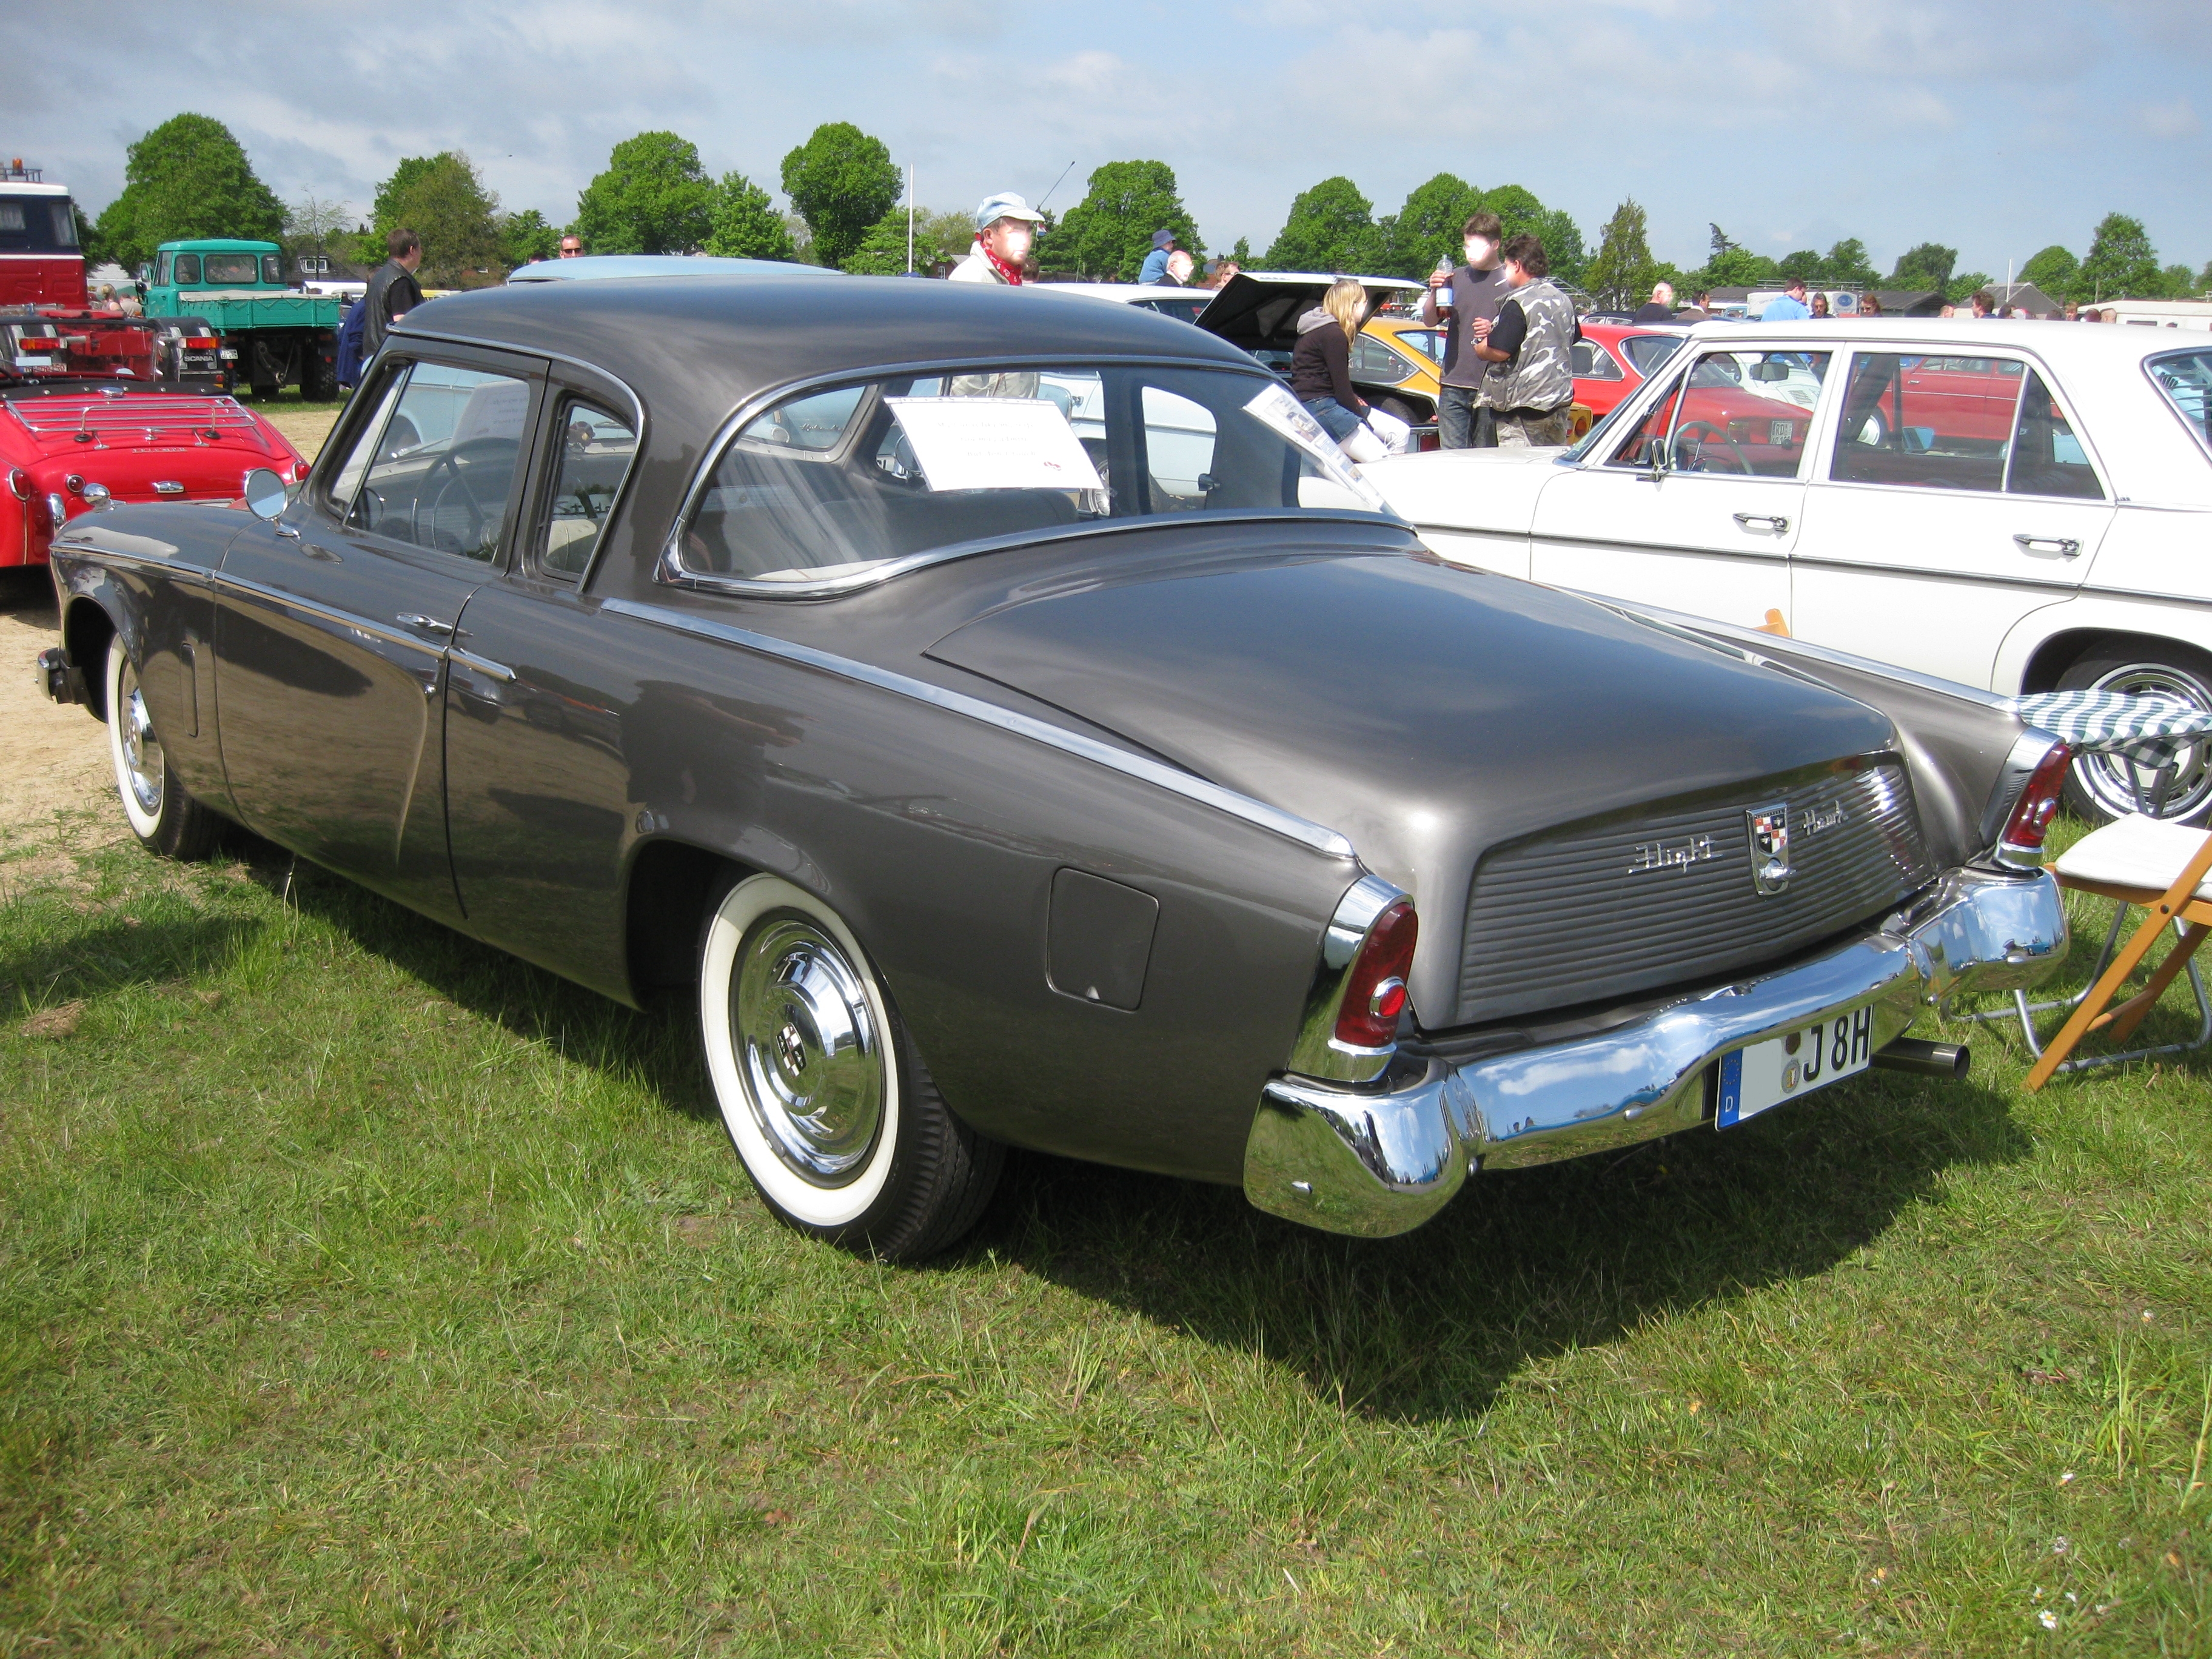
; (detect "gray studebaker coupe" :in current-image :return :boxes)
[39,275,2071,1258]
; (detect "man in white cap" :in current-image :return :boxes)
[950,193,1048,284]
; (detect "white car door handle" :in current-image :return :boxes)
[2012,534,2082,557]
[1732,513,1789,532]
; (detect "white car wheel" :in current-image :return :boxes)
[105,635,220,859]
[2057,647,2212,825]
[697,873,1003,1256]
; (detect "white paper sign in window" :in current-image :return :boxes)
[884,397,1105,494]
[1241,381,1390,512]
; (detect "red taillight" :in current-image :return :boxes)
[21,337,60,351]
[185,337,217,349]
[2000,742,2074,861]
[1333,899,1418,1050]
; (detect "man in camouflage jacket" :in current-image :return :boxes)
[1476,234,1583,447]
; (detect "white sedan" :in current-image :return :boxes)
[1367,321,2212,822]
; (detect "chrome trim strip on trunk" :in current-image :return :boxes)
[1243,866,2066,1237]
[598,595,1358,860]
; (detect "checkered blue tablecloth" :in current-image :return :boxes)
[2011,690,2212,770]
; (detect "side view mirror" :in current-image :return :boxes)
[243,468,289,520]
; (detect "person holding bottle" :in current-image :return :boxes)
[1420,210,1510,448]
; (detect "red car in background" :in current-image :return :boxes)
[1573,322,1689,420]
[4,374,307,568]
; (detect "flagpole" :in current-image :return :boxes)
[907,166,915,275]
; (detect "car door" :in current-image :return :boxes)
[1789,346,2111,688]
[214,345,545,920]
[1529,343,1834,631]
[442,364,645,990]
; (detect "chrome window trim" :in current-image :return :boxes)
[391,326,648,592]
[654,506,1410,599]
[597,595,1358,860]
[2142,346,2212,465]
[657,354,1401,600]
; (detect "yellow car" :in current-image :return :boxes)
[1361,315,1593,444]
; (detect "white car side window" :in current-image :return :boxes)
[1830,352,2033,495]
[1601,350,1827,477]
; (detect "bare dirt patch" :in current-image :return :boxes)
[0,571,109,834]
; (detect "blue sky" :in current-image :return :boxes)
[16,0,2209,279]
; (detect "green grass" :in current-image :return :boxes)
[1,805,2208,1655]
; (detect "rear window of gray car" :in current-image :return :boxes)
[678,363,1387,589]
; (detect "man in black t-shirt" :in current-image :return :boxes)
[361,227,426,361]
[1421,210,1511,449]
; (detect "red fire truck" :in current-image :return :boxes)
[0,158,219,389]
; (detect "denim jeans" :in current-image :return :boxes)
[1438,384,1495,449]
[1301,396,1363,444]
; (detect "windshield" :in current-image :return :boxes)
[678,363,1390,590]
[2149,350,2212,455]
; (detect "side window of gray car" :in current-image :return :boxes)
[536,398,639,579]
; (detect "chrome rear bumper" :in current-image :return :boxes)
[1243,867,2066,1238]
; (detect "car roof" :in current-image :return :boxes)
[158,239,280,254]
[1031,282,1205,303]
[505,253,845,284]
[394,272,1265,432]
[1682,317,2200,367]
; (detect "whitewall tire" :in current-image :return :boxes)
[105,635,220,860]
[697,873,1002,1259]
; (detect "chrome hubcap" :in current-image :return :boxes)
[119,665,164,815]
[731,916,883,1186]
[2077,664,2212,820]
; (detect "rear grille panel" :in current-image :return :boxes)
[1454,759,1934,1025]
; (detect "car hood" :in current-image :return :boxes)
[1361,448,1566,537]
[925,546,1897,1016]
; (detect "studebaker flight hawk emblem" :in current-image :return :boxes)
[1746,803,1792,895]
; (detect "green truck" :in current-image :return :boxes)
[139,239,340,400]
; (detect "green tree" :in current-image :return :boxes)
[2019,243,2077,300]
[1710,223,1740,256]
[1263,176,1375,272]
[1581,198,1658,309]
[1948,270,1992,304]
[2077,212,2160,300]
[574,131,717,256]
[2197,261,2212,295]
[93,113,285,272]
[1227,236,1252,264]
[1693,246,1779,290]
[779,123,900,270]
[703,173,797,261]
[497,209,561,267]
[1054,161,1198,281]
[1889,242,1958,293]
[367,152,501,285]
[2155,263,2197,299]
[284,193,352,264]
[1373,172,1481,278]
[1776,249,1823,284]
[1822,239,1879,287]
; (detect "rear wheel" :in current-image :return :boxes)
[105,636,221,860]
[697,873,1002,1260]
[2056,645,2212,825]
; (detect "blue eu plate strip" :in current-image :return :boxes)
[1717,1050,1744,1129]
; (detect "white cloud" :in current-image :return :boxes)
[2139,98,2200,136]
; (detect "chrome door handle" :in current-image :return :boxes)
[2012,534,2081,557]
[1732,513,1789,532]
[397,612,455,635]
[273,522,301,541]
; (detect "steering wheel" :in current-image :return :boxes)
[414,437,519,551]
[1674,419,1754,475]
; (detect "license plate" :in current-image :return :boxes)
[1717,1006,1875,1128]
[1769,418,1794,445]
[15,354,50,366]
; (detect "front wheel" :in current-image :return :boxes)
[106,636,221,859]
[2056,645,2212,825]
[697,873,1002,1260]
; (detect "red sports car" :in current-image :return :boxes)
[1572,322,1689,420]
[2,372,306,567]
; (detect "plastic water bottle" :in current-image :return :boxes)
[1433,255,1455,312]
